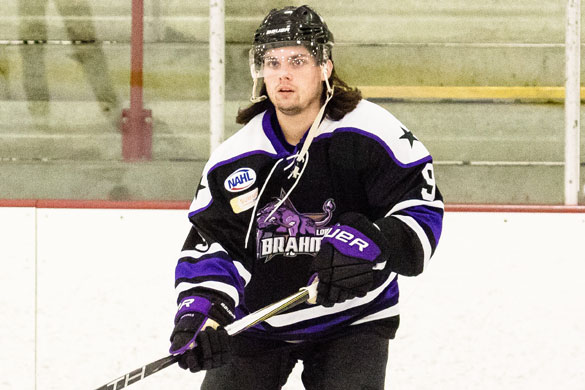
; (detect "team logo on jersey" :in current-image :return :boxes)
[224,168,256,193]
[256,191,336,262]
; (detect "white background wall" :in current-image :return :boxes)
[1,208,584,390]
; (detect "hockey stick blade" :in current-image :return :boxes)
[92,281,318,390]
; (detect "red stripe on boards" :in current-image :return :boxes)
[0,199,584,213]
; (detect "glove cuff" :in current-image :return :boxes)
[175,289,236,326]
[324,212,391,264]
[174,296,212,324]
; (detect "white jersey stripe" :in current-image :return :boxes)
[265,273,397,327]
[392,214,432,267]
[350,304,400,326]
[319,100,431,165]
[180,242,228,260]
[181,245,250,287]
[385,199,444,218]
[233,260,252,286]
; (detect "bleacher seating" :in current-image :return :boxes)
[0,0,583,203]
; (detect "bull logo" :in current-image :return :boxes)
[256,191,336,261]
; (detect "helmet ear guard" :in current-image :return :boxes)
[249,48,267,103]
[250,77,267,103]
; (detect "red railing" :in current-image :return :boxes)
[121,0,152,161]
[1,199,585,213]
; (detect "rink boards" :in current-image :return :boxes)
[1,205,584,390]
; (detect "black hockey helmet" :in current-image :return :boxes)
[253,5,333,49]
[249,5,334,102]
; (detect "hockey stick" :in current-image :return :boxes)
[93,281,318,390]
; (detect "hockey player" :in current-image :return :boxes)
[169,5,444,389]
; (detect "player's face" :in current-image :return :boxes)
[262,46,328,116]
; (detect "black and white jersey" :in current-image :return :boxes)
[175,99,444,341]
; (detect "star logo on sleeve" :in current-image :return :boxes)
[195,177,206,195]
[399,126,418,147]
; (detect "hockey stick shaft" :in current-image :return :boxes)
[224,281,317,335]
[93,281,317,390]
[94,355,179,390]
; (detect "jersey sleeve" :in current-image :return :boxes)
[345,105,444,277]
[370,159,444,276]
[174,164,252,309]
[174,226,247,307]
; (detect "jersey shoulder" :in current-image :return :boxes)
[202,112,277,176]
[189,112,276,216]
[321,99,431,166]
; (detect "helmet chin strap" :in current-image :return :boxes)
[289,64,334,179]
[244,65,333,248]
[248,63,334,179]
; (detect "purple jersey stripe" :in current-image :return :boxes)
[178,250,232,265]
[314,127,432,168]
[262,110,291,156]
[204,149,279,183]
[175,258,243,287]
[188,200,213,218]
[401,205,443,244]
[246,278,399,340]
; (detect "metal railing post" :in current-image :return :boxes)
[565,0,581,204]
[122,0,152,161]
[209,0,225,154]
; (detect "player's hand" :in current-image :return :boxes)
[174,326,232,372]
[310,212,391,307]
[169,293,235,372]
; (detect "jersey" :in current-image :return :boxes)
[174,99,444,342]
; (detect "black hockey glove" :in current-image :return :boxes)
[169,291,236,372]
[310,212,392,307]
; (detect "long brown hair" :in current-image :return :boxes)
[235,68,362,125]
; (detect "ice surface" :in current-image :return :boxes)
[1,209,583,389]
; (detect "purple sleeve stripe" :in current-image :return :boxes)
[174,277,246,304]
[175,258,244,288]
[175,275,241,289]
[188,200,213,218]
[175,274,241,291]
[178,251,232,265]
[400,205,443,244]
[314,127,432,168]
[207,149,279,177]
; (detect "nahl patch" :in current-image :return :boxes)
[224,167,256,193]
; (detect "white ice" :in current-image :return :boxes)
[1,208,584,389]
